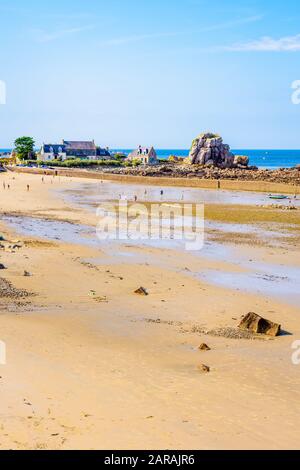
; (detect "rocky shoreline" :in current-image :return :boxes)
[94,132,299,186]
[94,163,300,186]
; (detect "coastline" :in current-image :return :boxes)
[0,171,299,450]
[7,166,300,194]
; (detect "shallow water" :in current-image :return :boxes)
[60,181,300,209]
[3,216,97,247]
[4,213,300,307]
[197,262,300,307]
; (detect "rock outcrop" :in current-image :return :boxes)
[94,163,300,186]
[189,132,235,167]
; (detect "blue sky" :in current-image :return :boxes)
[0,0,300,149]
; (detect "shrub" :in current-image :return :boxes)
[131,159,142,167]
[114,153,127,160]
[39,159,123,168]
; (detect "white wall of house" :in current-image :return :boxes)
[40,149,67,161]
[85,154,98,161]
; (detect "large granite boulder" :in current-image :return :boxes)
[189,132,235,168]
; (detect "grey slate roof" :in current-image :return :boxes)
[128,146,156,158]
[42,144,65,153]
[63,141,96,151]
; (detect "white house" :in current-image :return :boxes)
[40,144,67,161]
[39,140,101,161]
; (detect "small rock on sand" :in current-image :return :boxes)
[198,364,210,373]
[198,343,211,351]
[135,287,149,296]
[94,296,108,303]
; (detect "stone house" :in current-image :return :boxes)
[40,140,103,161]
[127,146,158,165]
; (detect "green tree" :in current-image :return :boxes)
[14,136,36,161]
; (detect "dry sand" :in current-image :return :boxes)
[0,171,299,450]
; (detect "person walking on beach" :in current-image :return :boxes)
[27,184,30,192]
[3,182,5,190]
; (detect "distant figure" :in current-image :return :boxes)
[138,145,142,155]
[160,190,164,196]
[3,182,5,190]
[7,184,10,190]
[27,184,30,191]
[217,180,221,190]
[42,177,44,183]
[134,195,138,202]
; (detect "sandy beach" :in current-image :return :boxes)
[0,170,300,450]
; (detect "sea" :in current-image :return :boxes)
[1,148,300,169]
[113,149,300,170]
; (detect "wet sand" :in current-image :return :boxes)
[9,165,300,195]
[0,171,300,450]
